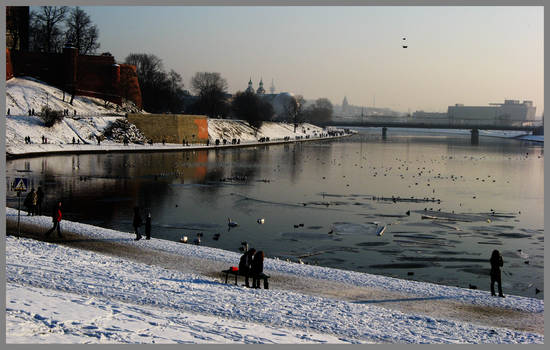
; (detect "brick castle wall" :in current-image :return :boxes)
[6,48,142,109]
[127,114,208,143]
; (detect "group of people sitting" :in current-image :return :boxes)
[238,248,265,288]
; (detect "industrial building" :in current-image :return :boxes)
[447,100,536,123]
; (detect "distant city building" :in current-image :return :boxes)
[270,79,276,94]
[447,100,536,122]
[342,96,349,114]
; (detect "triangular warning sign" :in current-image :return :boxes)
[14,178,27,191]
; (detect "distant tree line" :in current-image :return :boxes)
[29,6,100,55]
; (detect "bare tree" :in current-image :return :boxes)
[125,53,185,113]
[64,7,99,55]
[307,98,333,124]
[190,72,229,118]
[231,91,273,130]
[29,6,68,53]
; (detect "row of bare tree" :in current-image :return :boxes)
[24,7,333,126]
[28,6,100,55]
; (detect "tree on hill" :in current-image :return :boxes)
[64,7,100,55]
[231,91,274,130]
[306,98,333,124]
[125,53,185,113]
[29,6,68,53]
[190,72,230,118]
[281,95,306,132]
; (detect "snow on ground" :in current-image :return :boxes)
[207,119,325,143]
[5,208,544,344]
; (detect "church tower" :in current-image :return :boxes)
[256,78,266,95]
[245,78,255,94]
[342,96,349,114]
[270,79,276,94]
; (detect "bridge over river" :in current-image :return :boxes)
[320,117,543,144]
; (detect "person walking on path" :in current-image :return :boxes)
[239,248,256,288]
[145,212,152,240]
[132,207,143,241]
[251,250,265,289]
[45,201,63,238]
[36,186,44,215]
[24,188,37,216]
[490,249,505,297]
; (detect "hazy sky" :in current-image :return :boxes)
[77,6,543,114]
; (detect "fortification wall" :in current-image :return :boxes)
[6,49,13,79]
[6,48,142,108]
[127,114,208,143]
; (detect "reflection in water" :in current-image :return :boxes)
[5,129,544,298]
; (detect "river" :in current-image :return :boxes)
[5,128,544,298]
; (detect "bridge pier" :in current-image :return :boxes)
[382,127,387,139]
[471,128,479,145]
[533,126,544,136]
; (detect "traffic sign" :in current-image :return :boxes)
[13,177,28,192]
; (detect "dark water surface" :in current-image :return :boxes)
[6,128,544,298]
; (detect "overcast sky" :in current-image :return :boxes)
[77,6,543,114]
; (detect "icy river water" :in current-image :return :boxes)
[6,128,544,298]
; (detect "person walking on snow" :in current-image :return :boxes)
[45,201,63,238]
[132,207,142,240]
[490,249,505,297]
[145,212,152,240]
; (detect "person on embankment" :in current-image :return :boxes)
[490,249,505,298]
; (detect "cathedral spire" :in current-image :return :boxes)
[257,77,265,95]
[246,77,255,94]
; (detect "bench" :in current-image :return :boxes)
[221,269,270,289]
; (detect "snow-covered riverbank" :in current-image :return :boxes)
[5,77,349,158]
[5,208,544,344]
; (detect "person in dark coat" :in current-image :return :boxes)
[36,186,44,215]
[490,249,504,297]
[239,248,256,288]
[145,212,152,240]
[132,207,142,240]
[24,188,37,216]
[45,201,63,238]
[250,250,265,289]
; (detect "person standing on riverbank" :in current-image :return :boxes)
[133,207,142,241]
[45,201,63,238]
[145,212,152,240]
[24,188,37,216]
[490,249,505,297]
[36,186,44,215]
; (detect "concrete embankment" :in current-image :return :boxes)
[6,133,353,160]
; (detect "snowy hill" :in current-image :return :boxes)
[5,77,333,157]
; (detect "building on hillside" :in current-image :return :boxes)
[6,5,142,109]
